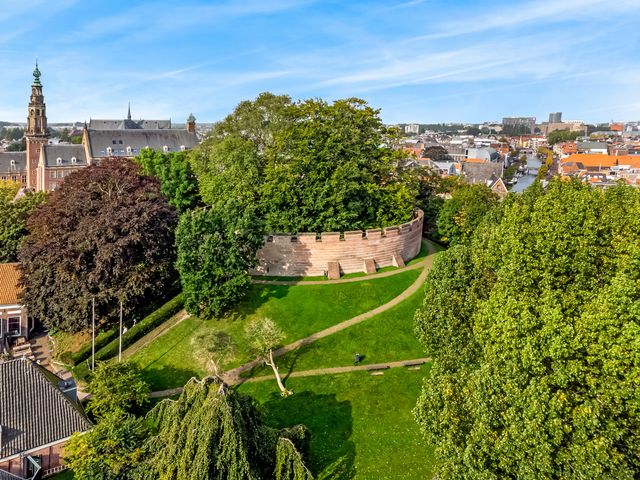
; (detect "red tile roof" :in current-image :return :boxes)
[0,263,21,305]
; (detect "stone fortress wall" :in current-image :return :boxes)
[251,209,424,278]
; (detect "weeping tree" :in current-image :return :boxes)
[136,377,312,479]
[246,317,291,396]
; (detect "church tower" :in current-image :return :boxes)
[25,61,49,189]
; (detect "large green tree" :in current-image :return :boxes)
[436,183,499,244]
[415,180,640,479]
[175,202,264,318]
[86,362,150,418]
[135,148,200,213]
[65,410,148,480]
[193,93,416,234]
[19,158,177,332]
[0,182,47,262]
[136,377,312,479]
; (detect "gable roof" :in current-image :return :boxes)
[0,359,91,461]
[562,154,640,169]
[0,264,21,306]
[86,129,197,158]
[42,144,88,168]
[0,153,27,174]
[461,161,503,184]
[89,118,171,130]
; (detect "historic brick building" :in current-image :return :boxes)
[0,63,199,192]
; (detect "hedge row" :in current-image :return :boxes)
[92,293,184,362]
[69,328,118,366]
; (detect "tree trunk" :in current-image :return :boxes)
[267,350,292,396]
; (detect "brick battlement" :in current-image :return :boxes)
[252,209,424,278]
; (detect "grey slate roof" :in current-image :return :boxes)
[0,359,91,461]
[0,153,26,173]
[86,129,197,158]
[42,145,87,167]
[461,161,504,185]
[89,119,171,130]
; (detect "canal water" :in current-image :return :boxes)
[511,154,542,193]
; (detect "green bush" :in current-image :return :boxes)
[94,293,184,362]
[69,329,119,366]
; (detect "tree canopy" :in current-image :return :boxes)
[86,362,150,418]
[138,377,312,479]
[415,179,640,479]
[192,93,416,233]
[175,202,264,318]
[0,182,47,262]
[548,129,581,145]
[18,158,177,332]
[436,183,499,244]
[135,148,201,213]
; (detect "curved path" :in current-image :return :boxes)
[143,238,439,398]
[221,243,437,384]
[149,357,431,398]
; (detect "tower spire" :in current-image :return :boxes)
[127,102,131,121]
[32,59,42,87]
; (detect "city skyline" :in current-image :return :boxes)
[0,0,638,124]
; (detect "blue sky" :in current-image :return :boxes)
[0,0,638,124]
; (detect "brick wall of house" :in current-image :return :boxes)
[0,441,65,477]
[251,210,424,277]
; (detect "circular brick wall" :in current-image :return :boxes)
[251,209,424,277]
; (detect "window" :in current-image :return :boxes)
[50,171,57,179]
[11,175,17,181]
[106,147,112,155]
[7,316,20,336]
[180,145,186,151]
[10,159,15,167]
[71,157,77,164]
[119,149,124,154]
[162,145,169,153]
[126,146,132,154]
[112,140,117,144]
[100,150,105,155]
[21,175,27,183]
[56,157,62,165]
[119,140,123,144]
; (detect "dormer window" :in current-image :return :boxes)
[10,159,15,167]
[106,147,112,155]
[126,146,132,154]
[71,157,77,164]
[56,157,62,165]
[112,140,117,144]
[162,145,169,153]
[180,145,186,151]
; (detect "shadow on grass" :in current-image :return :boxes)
[141,363,202,392]
[226,283,291,320]
[261,391,356,480]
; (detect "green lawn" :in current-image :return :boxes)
[238,367,435,479]
[248,288,427,378]
[131,269,421,390]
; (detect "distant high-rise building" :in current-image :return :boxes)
[549,112,562,123]
[405,123,420,135]
[502,117,536,133]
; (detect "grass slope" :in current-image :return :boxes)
[132,269,420,390]
[249,288,426,378]
[238,367,435,479]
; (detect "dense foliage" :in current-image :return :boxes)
[548,129,581,145]
[138,377,312,479]
[65,410,148,480]
[0,181,46,262]
[175,203,264,318]
[86,362,150,418]
[436,183,499,244]
[415,180,640,479]
[192,93,416,233]
[18,158,177,332]
[135,148,200,213]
